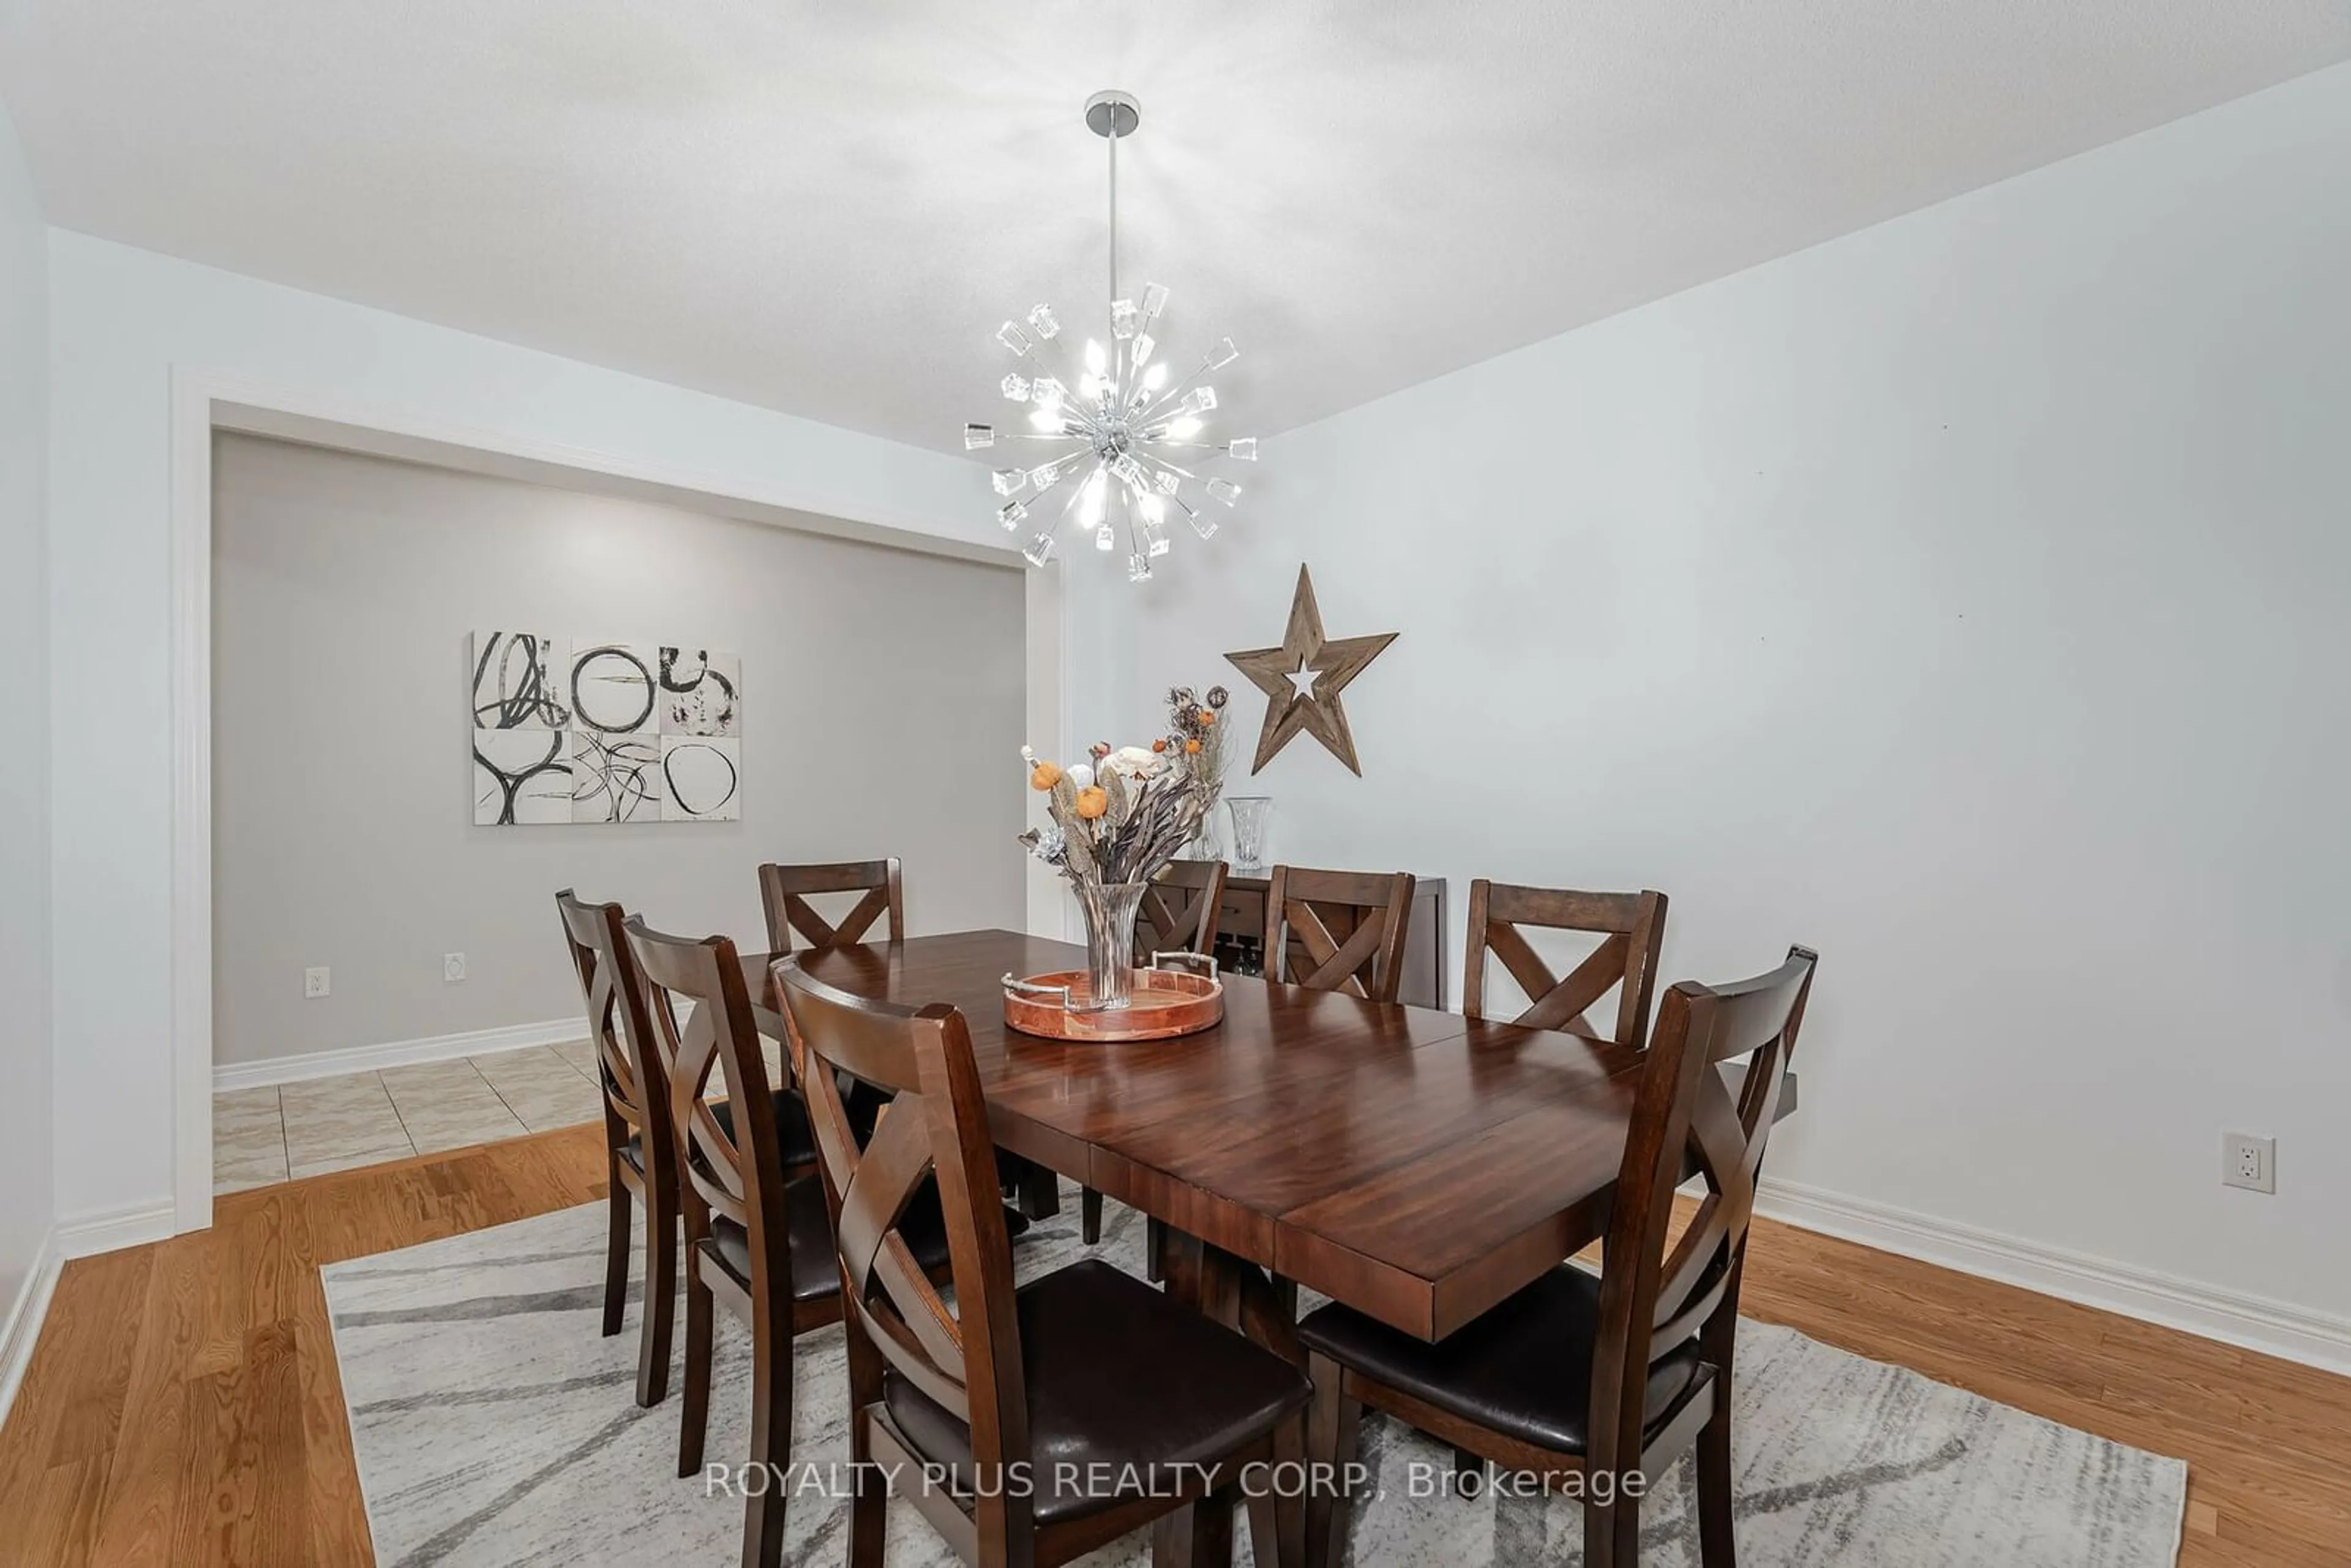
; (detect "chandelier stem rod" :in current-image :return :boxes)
[1106,118,1120,312]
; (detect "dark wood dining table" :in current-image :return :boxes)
[753,928,1788,1566]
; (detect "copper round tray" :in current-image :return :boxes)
[1002,959,1224,1042]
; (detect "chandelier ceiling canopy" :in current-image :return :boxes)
[964,90,1255,582]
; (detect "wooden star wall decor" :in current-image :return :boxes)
[1224,565,1398,776]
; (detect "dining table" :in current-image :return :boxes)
[751,927,1795,1567]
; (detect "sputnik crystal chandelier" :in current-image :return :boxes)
[964,90,1254,582]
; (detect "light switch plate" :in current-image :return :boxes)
[304,966,331,999]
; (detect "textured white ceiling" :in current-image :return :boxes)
[4,2,2345,453]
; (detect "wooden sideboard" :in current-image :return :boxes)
[1207,874,1447,1010]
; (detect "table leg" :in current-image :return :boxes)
[1240,1270,1304,1368]
[1152,1504,1198,1568]
[1232,1265,1306,1568]
[1153,1233,1305,1568]
[1191,1485,1235,1566]
[1011,1156,1062,1220]
[1153,1231,1210,1568]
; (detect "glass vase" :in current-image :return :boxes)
[1074,880,1147,1012]
[1226,795,1274,875]
[1185,808,1223,862]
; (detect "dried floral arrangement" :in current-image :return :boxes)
[1021,685,1229,888]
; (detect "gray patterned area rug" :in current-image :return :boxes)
[323,1194,2184,1567]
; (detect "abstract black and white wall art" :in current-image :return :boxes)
[658,647,741,737]
[571,730,665,823]
[471,631,743,826]
[471,632,569,730]
[568,643,660,735]
[472,729,574,825]
[660,737,741,821]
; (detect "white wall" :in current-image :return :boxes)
[212,434,1027,1067]
[37,53,2350,1368]
[0,91,54,1359]
[1092,64,2351,1345]
[47,233,1020,1228]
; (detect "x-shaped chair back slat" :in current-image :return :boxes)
[836,1084,965,1394]
[1464,882,1668,1046]
[555,890,666,1141]
[1586,947,1817,1472]
[623,920,789,1253]
[1264,866,1416,1004]
[776,964,1030,1468]
[759,859,906,956]
[1138,860,1228,957]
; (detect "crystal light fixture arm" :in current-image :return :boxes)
[1131,340,1240,427]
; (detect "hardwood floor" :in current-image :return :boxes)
[0,1124,607,1566]
[2,1124,2347,1566]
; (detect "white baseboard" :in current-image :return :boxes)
[0,1230,63,1430]
[54,1200,178,1260]
[212,1017,583,1093]
[1757,1176,2351,1377]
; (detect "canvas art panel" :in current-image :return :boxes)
[658,647,741,737]
[471,631,569,730]
[572,731,664,823]
[473,729,573,825]
[470,631,744,825]
[661,737,741,822]
[568,642,661,735]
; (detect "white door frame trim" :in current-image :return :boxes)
[168,368,1065,1237]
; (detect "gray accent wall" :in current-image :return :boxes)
[211,433,1026,1067]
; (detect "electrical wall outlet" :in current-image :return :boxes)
[444,951,468,983]
[304,966,331,999]
[2222,1132,2275,1194]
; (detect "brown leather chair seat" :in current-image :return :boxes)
[703,1177,1029,1304]
[620,1086,817,1178]
[1297,1262,1708,1455]
[713,1088,817,1166]
[883,1258,1312,1524]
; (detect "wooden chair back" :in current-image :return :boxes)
[774,964,1032,1543]
[1138,860,1228,958]
[621,920,795,1282]
[1264,866,1416,1003]
[1463,882,1668,1045]
[758,858,905,955]
[1589,946,1817,1472]
[555,889,670,1158]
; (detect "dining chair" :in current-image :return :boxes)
[1263,866,1416,1004]
[757,857,905,954]
[623,918,1032,1568]
[1081,858,1230,1253]
[1463,882,1668,1045]
[1138,858,1229,960]
[756,855,918,1172]
[1298,946,1818,1568]
[555,888,678,1408]
[759,854,1030,1202]
[619,919,909,1567]
[1251,865,1416,1318]
[775,961,1313,1568]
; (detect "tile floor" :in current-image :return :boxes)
[213,1035,792,1193]
[213,1040,607,1192]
